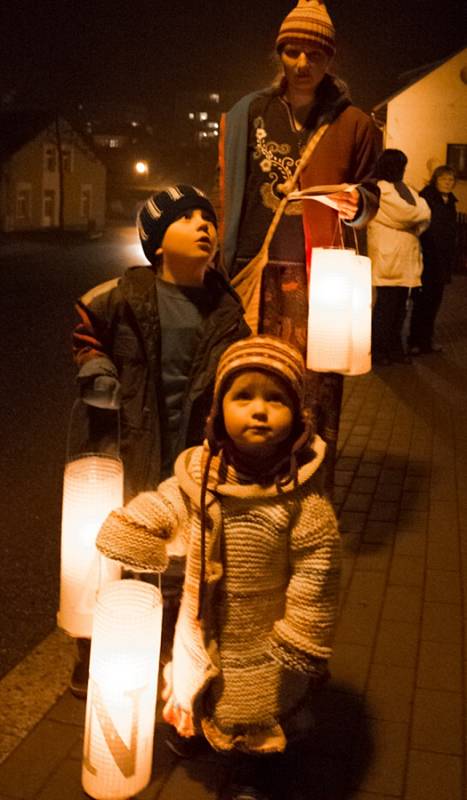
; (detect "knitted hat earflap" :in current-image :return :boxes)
[197,443,215,621]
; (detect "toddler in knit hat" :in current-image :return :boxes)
[96,335,340,800]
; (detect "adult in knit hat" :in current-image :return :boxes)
[96,331,340,799]
[218,0,380,495]
[137,184,217,266]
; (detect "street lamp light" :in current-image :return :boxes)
[134,160,148,176]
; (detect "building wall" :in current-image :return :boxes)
[0,121,106,232]
[385,49,467,212]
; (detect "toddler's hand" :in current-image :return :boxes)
[161,662,195,737]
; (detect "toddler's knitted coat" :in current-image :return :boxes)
[97,435,341,753]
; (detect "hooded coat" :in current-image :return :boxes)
[367,181,431,287]
[96,437,341,753]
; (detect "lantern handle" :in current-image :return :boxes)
[65,398,122,464]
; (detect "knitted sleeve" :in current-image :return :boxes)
[96,477,189,572]
[268,492,341,677]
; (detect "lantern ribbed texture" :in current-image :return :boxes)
[306,248,372,375]
[82,579,162,800]
[58,454,124,638]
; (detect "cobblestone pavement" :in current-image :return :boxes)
[0,276,466,800]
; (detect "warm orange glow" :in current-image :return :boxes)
[82,580,162,800]
[307,248,371,375]
[57,455,123,638]
[134,161,148,175]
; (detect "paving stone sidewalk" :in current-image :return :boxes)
[0,276,466,800]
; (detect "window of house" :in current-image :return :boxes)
[45,146,56,172]
[447,144,467,180]
[62,147,73,172]
[80,185,92,218]
[42,190,56,226]
[16,184,32,220]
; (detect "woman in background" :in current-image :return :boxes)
[409,165,458,355]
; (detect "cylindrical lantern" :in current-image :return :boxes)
[82,580,162,800]
[58,454,124,638]
[306,248,372,375]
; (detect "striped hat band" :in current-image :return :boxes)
[214,335,305,403]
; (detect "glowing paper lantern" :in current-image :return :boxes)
[307,248,372,375]
[82,580,162,800]
[58,454,124,638]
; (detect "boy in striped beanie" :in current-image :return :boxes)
[69,186,249,698]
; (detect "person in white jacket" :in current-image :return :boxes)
[368,149,431,365]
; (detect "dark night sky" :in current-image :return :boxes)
[1,0,466,114]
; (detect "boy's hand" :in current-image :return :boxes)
[81,375,121,409]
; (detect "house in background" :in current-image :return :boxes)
[372,47,467,213]
[0,114,106,233]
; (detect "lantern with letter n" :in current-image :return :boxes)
[82,579,163,800]
[57,453,124,638]
[306,247,372,375]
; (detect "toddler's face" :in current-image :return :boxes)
[222,370,294,457]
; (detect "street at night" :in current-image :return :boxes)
[1,0,466,796]
[1,230,466,798]
[0,226,140,677]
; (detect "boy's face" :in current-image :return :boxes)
[157,208,217,284]
[222,370,294,457]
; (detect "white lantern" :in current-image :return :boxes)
[57,454,124,638]
[306,248,372,375]
[82,580,162,800]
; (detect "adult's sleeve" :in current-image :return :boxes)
[346,113,381,229]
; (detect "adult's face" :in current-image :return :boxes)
[280,39,331,97]
[435,172,456,194]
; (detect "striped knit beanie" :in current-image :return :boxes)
[276,0,336,57]
[137,184,217,264]
[207,335,306,448]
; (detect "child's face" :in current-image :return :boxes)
[222,370,294,457]
[157,208,217,282]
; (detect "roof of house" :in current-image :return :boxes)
[372,45,467,113]
[0,111,104,165]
